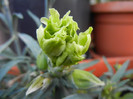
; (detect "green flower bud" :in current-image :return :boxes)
[36,51,48,70]
[26,76,52,96]
[68,69,105,89]
[37,8,93,67]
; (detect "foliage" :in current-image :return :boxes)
[100,57,133,99]
[0,0,40,98]
[24,8,104,99]
[0,0,133,99]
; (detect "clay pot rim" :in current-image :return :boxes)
[91,1,133,13]
[89,50,133,60]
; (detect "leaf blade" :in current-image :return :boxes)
[27,10,41,27]
[103,56,113,74]
[0,36,15,53]
[19,33,41,58]
[111,60,130,82]
[63,94,92,99]
[76,59,99,70]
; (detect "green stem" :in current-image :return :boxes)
[14,34,21,55]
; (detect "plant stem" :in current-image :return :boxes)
[14,34,21,55]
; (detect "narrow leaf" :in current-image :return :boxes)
[0,48,16,59]
[27,10,41,27]
[0,36,15,53]
[111,60,130,82]
[63,94,92,99]
[124,69,133,76]
[26,76,44,96]
[117,79,130,88]
[77,59,99,70]
[13,13,23,19]
[118,86,133,92]
[19,33,41,58]
[103,56,113,74]
[0,13,8,27]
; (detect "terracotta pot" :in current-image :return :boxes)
[80,56,133,77]
[8,66,20,76]
[91,1,133,57]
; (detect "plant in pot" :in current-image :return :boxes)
[1,0,133,98]
[0,2,104,98]
[13,8,133,99]
[0,2,133,98]
[24,8,105,99]
[91,0,133,57]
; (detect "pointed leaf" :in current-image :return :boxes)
[111,60,130,82]
[124,69,133,76]
[26,77,52,96]
[26,76,44,96]
[0,13,8,27]
[13,13,23,19]
[118,86,133,92]
[69,69,105,89]
[27,10,41,27]
[19,33,41,58]
[103,56,113,74]
[76,59,99,70]
[117,79,130,88]
[0,36,15,53]
[63,94,92,99]
[0,48,16,59]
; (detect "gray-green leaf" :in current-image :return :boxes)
[19,33,41,58]
[0,36,15,53]
[111,60,130,83]
[76,59,99,70]
[27,10,41,27]
[63,94,92,99]
[103,56,113,75]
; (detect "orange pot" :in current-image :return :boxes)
[91,1,133,57]
[8,66,20,76]
[80,57,133,77]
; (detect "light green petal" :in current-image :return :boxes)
[49,8,60,23]
[42,37,66,57]
[56,52,68,66]
[78,27,93,54]
[41,17,49,25]
[56,42,84,66]
[43,8,61,35]
[36,25,44,46]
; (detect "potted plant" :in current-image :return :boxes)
[91,0,133,57]
[1,0,133,98]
